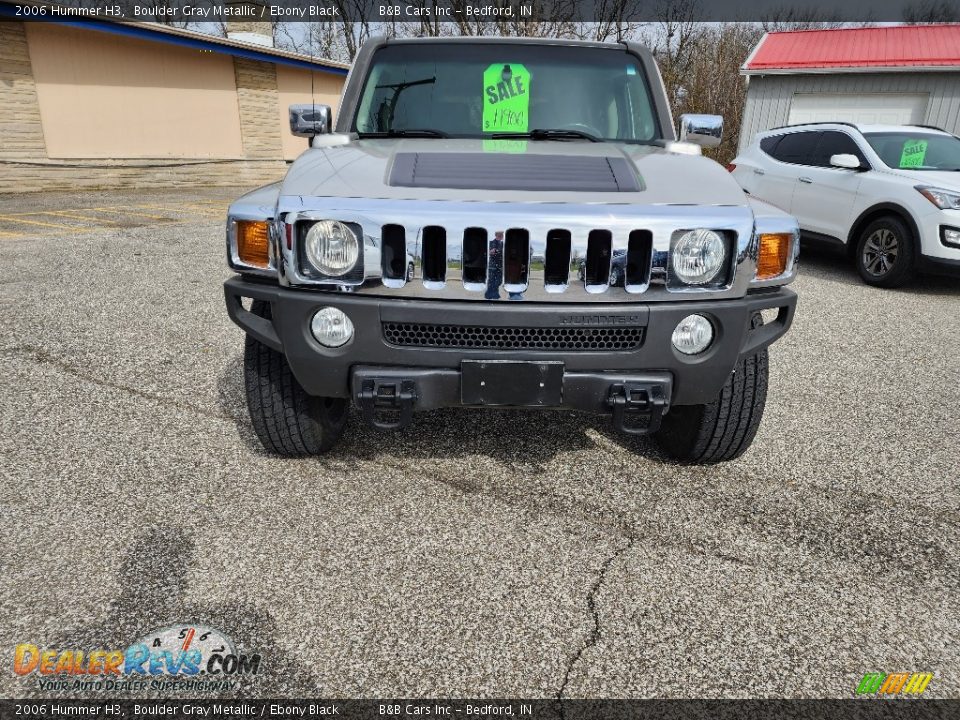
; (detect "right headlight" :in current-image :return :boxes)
[304,220,360,276]
[917,186,960,211]
[671,229,727,285]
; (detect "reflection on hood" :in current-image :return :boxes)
[280,138,749,206]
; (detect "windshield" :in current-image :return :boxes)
[863,132,960,171]
[352,43,660,143]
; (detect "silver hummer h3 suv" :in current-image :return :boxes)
[224,36,799,464]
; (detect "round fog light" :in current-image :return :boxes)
[311,307,354,348]
[672,314,713,355]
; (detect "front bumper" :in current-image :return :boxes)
[917,210,960,276]
[225,277,797,412]
[918,252,960,277]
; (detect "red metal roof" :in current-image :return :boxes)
[743,24,960,73]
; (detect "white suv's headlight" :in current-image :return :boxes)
[671,229,727,285]
[304,220,360,276]
[917,186,960,211]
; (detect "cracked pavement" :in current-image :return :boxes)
[1,189,959,699]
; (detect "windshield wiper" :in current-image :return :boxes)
[491,128,601,142]
[357,129,449,138]
[373,76,437,130]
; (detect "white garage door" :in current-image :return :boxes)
[788,93,929,125]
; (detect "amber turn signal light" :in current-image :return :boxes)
[756,233,791,280]
[236,221,271,269]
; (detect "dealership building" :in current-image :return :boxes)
[0,5,348,192]
[739,24,960,152]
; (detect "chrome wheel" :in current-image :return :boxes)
[861,228,899,277]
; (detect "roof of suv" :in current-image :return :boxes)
[856,124,950,135]
[761,123,952,136]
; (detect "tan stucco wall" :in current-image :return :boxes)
[276,66,344,160]
[25,23,245,159]
[0,21,346,191]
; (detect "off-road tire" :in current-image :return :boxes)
[654,344,769,464]
[854,215,915,288]
[243,300,347,456]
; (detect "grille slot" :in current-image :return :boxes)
[584,230,612,288]
[504,229,530,291]
[383,322,644,351]
[544,229,572,286]
[421,226,446,284]
[626,230,653,288]
[381,224,407,282]
[462,227,488,287]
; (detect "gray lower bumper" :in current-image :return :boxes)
[350,366,673,434]
[224,277,797,408]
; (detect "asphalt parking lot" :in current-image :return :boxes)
[1,188,959,699]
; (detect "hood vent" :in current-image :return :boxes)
[388,152,642,193]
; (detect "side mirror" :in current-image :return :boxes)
[289,103,332,138]
[678,114,723,149]
[830,153,863,170]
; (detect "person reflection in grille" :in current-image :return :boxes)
[485,233,503,300]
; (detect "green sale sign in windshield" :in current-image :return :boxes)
[483,63,531,133]
[899,139,928,168]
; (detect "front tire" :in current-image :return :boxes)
[243,301,347,456]
[855,216,915,288]
[654,347,768,464]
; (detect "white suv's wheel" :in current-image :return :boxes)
[855,216,915,288]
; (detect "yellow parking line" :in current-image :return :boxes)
[88,206,171,220]
[132,203,188,213]
[183,202,226,212]
[4,210,81,216]
[0,228,25,238]
[0,214,86,230]
[36,210,119,225]
[134,203,221,217]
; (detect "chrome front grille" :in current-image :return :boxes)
[383,322,645,351]
[375,224,653,294]
[277,198,760,303]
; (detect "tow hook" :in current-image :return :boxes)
[607,383,669,435]
[357,378,417,431]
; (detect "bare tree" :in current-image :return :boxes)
[760,9,850,31]
[903,0,960,21]
[666,23,764,162]
[268,6,784,161]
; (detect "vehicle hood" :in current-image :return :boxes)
[886,170,960,191]
[280,138,749,206]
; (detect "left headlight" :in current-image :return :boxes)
[671,229,727,285]
[917,186,960,211]
[304,220,360,276]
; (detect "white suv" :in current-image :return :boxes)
[731,123,960,287]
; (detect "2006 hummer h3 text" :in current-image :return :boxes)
[223,36,799,464]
